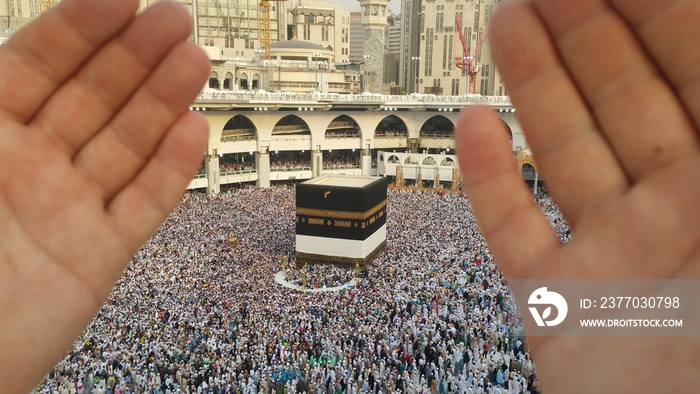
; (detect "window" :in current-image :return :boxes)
[425,28,434,77]
[442,36,448,69]
[467,27,472,53]
[478,28,483,61]
[448,35,453,70]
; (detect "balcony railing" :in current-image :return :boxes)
[195,90,512,106]
[270,167,312,172]
[375,131,408,138]
[325,132,361,139]
[419,132,454,138]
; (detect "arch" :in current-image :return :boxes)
[224,72,234,90]
[422,157,436,166]
[419,115,454,138]
[272,115,311,136]
[387,155,400,164]
[502,119,513,140]
[379,153,384,162]
[521,163,536,176]
[221,115,257,142]
[517,150,538,172]
[375,115,408,138]
[440,157,456,167]
[404,156,418,165]
[208,70,220,89]
[238,72,250,90]
[325,115,360,139]
[252,72,261,89]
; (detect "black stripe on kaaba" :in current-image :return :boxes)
[296,177,388,213]
[296,213,386,240]
[296,199,386,220]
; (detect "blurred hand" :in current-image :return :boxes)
[456,0,700,392]
[0,0,209,391]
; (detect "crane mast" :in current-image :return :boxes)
[454,15,487,95]
[258,0,285,60]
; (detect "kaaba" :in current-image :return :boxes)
[295,175,388,269]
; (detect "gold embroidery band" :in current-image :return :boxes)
[296,200,387,220]
[308,218,325,225]
[335,220,352,228]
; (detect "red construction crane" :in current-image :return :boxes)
[454,15,488,95]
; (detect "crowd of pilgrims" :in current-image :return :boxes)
[35,186,570,394]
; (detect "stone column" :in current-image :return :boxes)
[256,149,271,188]
[311,147,323,178]
[205,154,220,195]
[416,165,422,187]
[452,167,460,190]
[533,172,539,194]
[361,147,372,176]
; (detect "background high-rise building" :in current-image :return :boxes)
[348,12,364,63]
[0,0,351,70]
[1,0,510,97]
[383,15,400,89]
[286,0,351,63]
[399,0,506,96]
[398,0,421,94]
[1,0,53,31]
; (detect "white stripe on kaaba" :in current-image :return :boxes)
[296,224,386,259]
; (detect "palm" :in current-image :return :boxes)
[456,0,700,392]
[0,0,208,391]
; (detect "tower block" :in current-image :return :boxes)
[295,175,388,269]
[359,0,389,93]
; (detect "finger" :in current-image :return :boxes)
[533,0,700,181]
[108,111,208,256]
[0,0,139,122]
[608,0,700,134]
[488,3,628,226]
[74,42,210,201]
[31,1,194,157]
[455,106,560,279]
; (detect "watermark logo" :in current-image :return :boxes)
[528,287,568,327]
